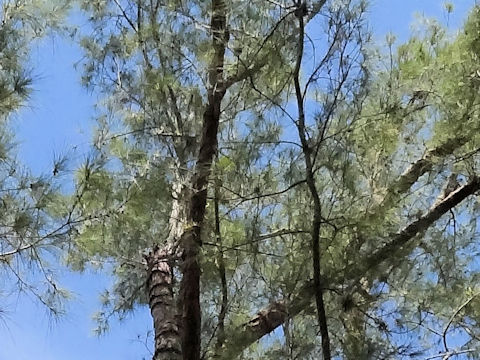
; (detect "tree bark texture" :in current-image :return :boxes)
[148,173,187,359]
[147,246,182,360]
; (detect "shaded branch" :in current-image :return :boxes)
[218,281,315,360]
[222,176,480,358]
[363,176,480,275]
[178,1,229,359]
[292,2,331,359]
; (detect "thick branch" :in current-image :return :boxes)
[362,176,480,275]
[223,176,480,358]
[218,281,315,360]
[375,136,468,215]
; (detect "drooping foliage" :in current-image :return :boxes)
[69,1,480,359]
[0,0,73,314]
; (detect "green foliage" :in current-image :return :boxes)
[65,1,480,359]
[0,0,73,316]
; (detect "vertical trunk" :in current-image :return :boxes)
[147,1,229,357]
[293,4,331,359]
[147,246,182,360]
[179,227,202,359]
[178,1,228,359]
[148,176,187,360]
[178,95,225,359]
[214,179,228,354]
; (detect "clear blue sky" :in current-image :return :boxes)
[0,1,476,359]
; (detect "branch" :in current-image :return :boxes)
[222,0,329,91]
[442,291,480,352]
[372,136,468,218]
[112,0,138,32]
[306,0,328,23]
[221,9,291,92]
[203,228,308,251]
[293,2,331,358]
[221,176,480,358]
[218,281,315,360]
[223,60,267,90]
[423,349,477,360]
[362,176,480,275]
[220,179,306,203]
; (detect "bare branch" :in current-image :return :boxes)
[442,291,480,352]
[292,2,331,358]
[423,349,476,360]
[112,0,138,32]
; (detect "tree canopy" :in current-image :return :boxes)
[0,0,73,315]
[5,1,480,360]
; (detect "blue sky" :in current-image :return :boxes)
[1,20,153,360]
[0,1,477,359]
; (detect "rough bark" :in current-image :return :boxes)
[147,1,330,357]
[147,175,187,360]
[147,246,182,360]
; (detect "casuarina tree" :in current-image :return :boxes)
[73,1,480,359]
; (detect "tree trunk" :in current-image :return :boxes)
[148,175,187,360]
[177,1,228,359]
[147,246,182,360]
